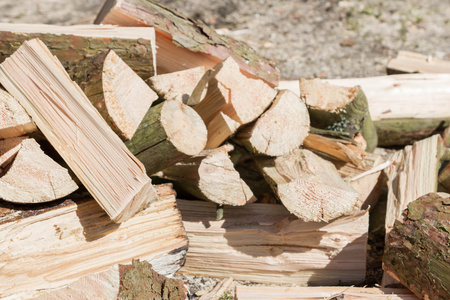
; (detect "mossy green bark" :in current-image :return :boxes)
[96,0,279,86]
[118,259,186,300]
[383,193,450,299]
[308,87,378,152]
[375,118,450,147]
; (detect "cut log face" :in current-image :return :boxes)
[0,184,188,298]
[383,193,450,300]
[192,57,277,149]
[94,0,280,86]
[0,136,26,170]
[102,50,158,140]
[300,78,378,152]
[235,89,310,156]
[147,66,207,104]
[0,138,78,203]
[127,99,208,174]
[178,199,368,285]
[256,149,360,222]
[0,88,36,139]
[0,39,156,222]
[159,145,256,206]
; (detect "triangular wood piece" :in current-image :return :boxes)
[0,88,36,139]
[0,138,78,203]
[0,38,156,222]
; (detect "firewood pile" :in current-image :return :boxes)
[0,0,449,299]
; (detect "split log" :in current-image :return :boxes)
[383,193,450,300]
[0,88,36,139]
[94,0,279,86]
[157,145,255,206]
[303,133,366,168]
[0,39,157,222]
[178,199,368,285]
[336,151,385,210]
[280,74,450,146]
[147,66,207,104]
[0,23,157,140]
[234,90,310,156]
[0,184,188,298]
[387,50,450,74]
[299,78,378,152]
[192,57,277,149]
[255,149,360,222]
[8,260,187,300]
[235,286,419,300]
[0,138,78,203]
[383,134,446,286]
[126,99,207,175]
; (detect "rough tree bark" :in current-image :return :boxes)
[94,0,279,86]
[383,193,450,300]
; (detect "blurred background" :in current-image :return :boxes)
[1,0,448,79]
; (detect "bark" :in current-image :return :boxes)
[94,0,279,86]
[300,78,378,152]
[178,199,368,285]
[387,50,450,74]
[255,149,360,222]
[383,193,450,300]
[0,39,157,222]
[0,184,188,298]
[158,145,255,206]
[0,138,78,203]
[0,88,36,139]
[234,90,310,156]
[126,99,207,175]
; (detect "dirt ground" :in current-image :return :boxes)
[0,0,448,298]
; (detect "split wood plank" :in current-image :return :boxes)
[255,149,360,222]
[234,89,310,156]
[157,144,255,206]
[0,138,78,203]
[0,39,156,222]
[279,74,450,146]
[178,199,368,285]
[387,50,450,74]
[235,286,419,300]
[0,184,188,298]
[382,134,445,286]
[94,0,279,86]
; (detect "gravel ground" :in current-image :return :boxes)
[0,0,448,298]
[1,0,448,79]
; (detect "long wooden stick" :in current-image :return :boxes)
[0,39,157,222]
